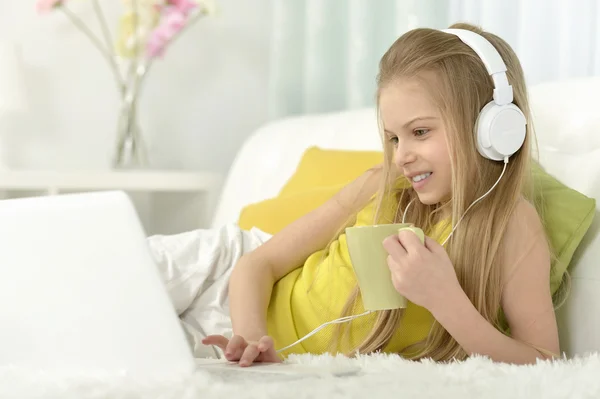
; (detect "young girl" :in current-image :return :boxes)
[148,22,560,366]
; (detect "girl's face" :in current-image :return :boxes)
[379,75,453,205]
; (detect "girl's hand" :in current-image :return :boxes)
[383,230,463,314]
[202,335,282,367]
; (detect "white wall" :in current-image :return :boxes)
[0,0,271,174]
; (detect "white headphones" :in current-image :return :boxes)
[442,29,526,162]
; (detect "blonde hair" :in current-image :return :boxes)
[333,22,543,361]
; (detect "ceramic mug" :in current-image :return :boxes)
[345,223,424,311]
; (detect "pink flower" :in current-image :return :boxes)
[36,0,64,13]
[146,7,187,58]
[168,0,197,15]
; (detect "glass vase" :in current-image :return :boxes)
[112,69,149,169]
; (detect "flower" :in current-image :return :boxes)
[146,7,188,58]
[36,0,64,13]
[168,0,197,15]
[196,0,217,16]
[144,0,200,58]
[36,0,213,60]
[116,7,161,58]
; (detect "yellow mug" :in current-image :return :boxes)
[345,223,424,311]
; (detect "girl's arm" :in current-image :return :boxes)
[433,199,560,364]
[229,166,383,341]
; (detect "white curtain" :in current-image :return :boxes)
[267,0,600,119]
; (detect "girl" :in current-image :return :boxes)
[149,22,560,366]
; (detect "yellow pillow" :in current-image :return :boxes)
[278,147,383,196]
[238,184,345,235]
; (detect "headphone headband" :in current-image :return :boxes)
[442,28,513,106]
[441,28,526,162]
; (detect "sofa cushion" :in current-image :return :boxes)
[278,147,383,196]
[238,184,344,235]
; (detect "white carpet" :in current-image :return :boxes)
[2,353,599,399]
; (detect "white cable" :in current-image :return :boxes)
[401,198,415,224]
[275,310,374,353]
[441,156,509,246]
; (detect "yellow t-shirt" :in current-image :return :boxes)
[266,195,452,357]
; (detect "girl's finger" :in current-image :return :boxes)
[202,335,229,352]
[257,336,275,352]
[383,235,407,259]
[226,335,248,360]
[239,343,260,367]
[386,254,402,271]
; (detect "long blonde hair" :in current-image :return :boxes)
[335,23,537,361]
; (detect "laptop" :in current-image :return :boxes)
[0,190,361,380]
[0,190,196,380]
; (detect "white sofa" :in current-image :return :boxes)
[211,77,600,359]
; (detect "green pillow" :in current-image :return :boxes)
[532,162,596,294]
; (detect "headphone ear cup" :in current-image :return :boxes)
[475,102,527,161]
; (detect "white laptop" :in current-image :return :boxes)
[0,190,361,380]
[0,190,196,379]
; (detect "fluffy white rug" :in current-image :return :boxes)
[2,353,599,399]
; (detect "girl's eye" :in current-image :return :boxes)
[414,129,429,137]
[389,136,399,145]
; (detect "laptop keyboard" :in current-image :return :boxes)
[195,359,361,382]
[199,368,307,382]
